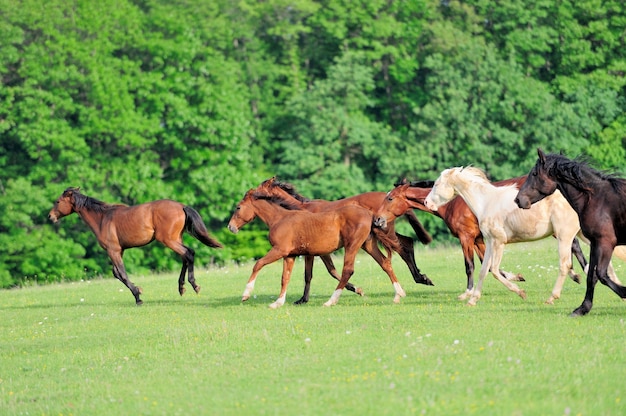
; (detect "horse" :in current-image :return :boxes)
[515,149,626,316]
[48,187,223,305]
[251,177,433,304]
[228,189,406,308]
[423,167,588,306]
[374,177,589,301]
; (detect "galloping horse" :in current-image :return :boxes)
[374,178,588,300]
[424,167,586,306]
[515,149,626,316]
[228,190,406,308]
[251,177,433,304]
[49,187,223,305]
[254,177,433,286]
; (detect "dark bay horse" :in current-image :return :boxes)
[228,190,406,308]
[374,177,588,301]
[515,149,626,316]
[49,187,223,305]
[253,177,433,291]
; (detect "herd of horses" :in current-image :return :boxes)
[48,148,626,316]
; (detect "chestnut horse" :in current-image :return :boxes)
[228,190,405,308]
[48,187,222,305]
[253,177,433,293]
[515,149,626,316]
[424,167,588,306]
[374,177,588,301]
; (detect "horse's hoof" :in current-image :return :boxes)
[269,302,280,309]
[519,290,527,300]
[323,301,334,307]
[356,288,364,296]
[135,300,143,306]
[294,298,308,305]
[242,295,250,302]
[545,298,555,305]
[418,275,435,286]
[179,287,186,296]
[194,285,201,294]
[466,300,477,307]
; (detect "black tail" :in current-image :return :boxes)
[183,206,223,248]
[403,210,432,245]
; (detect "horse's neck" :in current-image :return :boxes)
[453,180,492,220]
[405,187,430,208]
[254,200,294,227]
[75,207,106,236]
[557,181,589,213]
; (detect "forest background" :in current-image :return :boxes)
[1,0,625,287]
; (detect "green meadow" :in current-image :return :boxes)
[2,239,626,416]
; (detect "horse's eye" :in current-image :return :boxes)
[387,196,393,202]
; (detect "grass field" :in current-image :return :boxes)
[2,238,626,415]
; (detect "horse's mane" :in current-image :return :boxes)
[252,192,304,211]
[545,153,626,195]
[268,179,311,203]
[65,187,124,213]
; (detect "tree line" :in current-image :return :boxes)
[1,0,625,287]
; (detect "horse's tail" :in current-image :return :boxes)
[403,210,432,245]
[183,206,223,248]
[372,227,401,255]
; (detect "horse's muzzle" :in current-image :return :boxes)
[514,196,531,210]
[373,216,387,230]
[48,212,58,223]
[227,224,239,234]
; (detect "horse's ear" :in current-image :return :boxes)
[537,148,546,164]
[393,177,408,187]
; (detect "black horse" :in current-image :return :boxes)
[515,148,626,316]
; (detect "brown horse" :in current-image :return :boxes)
[374,177,588,300]
[253,177,433,293]
[228,190,405,308]
[48,187,223,305]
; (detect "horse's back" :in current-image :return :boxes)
[269,205,372,255]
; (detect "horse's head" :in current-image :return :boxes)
[49,187,80,223]
[374,184,412,230]
[515,148,558,209]
[228,190,257,233]
[424,168,460,210]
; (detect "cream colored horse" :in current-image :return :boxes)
[424,166,622,306]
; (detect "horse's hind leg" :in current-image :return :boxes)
[319,255,363,296]
[295,256,315,305]
[161,239,200,296]
[109,250,143,305]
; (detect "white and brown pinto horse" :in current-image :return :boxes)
[424,167,601,306]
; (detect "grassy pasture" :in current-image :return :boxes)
[2,239,626,415]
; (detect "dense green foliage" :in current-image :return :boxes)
[1,0,625,286]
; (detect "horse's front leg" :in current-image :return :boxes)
[270,257,295,309]
[242,249,284,302]
[324,244,362,307]
[109,250,143,305]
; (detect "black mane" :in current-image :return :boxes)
[65,188,122,213]
[253,193,304,211]
[272,180,311,203]
[546,153,626,195]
